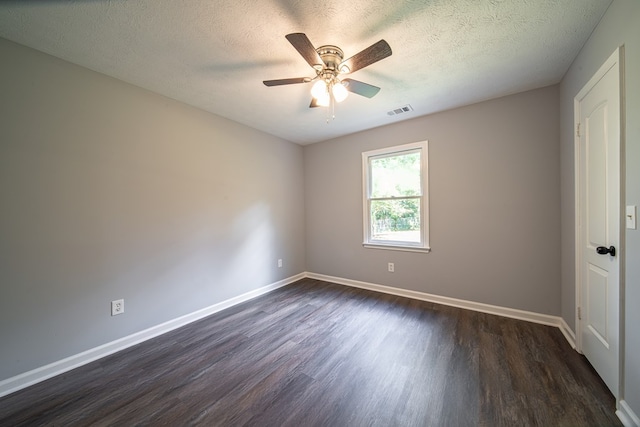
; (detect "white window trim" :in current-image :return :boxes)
[362,141,430,253]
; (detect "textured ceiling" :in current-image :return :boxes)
[0,0,611,145]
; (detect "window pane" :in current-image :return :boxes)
[370,199,421,243]
[370,151,421,198]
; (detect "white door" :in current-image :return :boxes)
[575,47,622,397]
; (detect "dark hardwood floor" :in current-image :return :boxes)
[0,278,621,426]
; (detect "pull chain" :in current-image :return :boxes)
[325,84,336,123]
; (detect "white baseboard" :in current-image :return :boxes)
[559,318,577,349]
[0,273,305,398]
[0,271,581,399]
[306,272,565,329]
[618,400,640,427]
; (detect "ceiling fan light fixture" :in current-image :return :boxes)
[316,90,330,107]
[311,80,328,99]
[332,81,348,102]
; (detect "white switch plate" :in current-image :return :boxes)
[277,259,283,268]
[388,262,395,272]
[627,205,637,230]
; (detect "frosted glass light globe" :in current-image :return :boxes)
[311,80,328,100]
[332,82,348,102]
[316,91,330,106]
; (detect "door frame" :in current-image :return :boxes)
[573,46,625,398]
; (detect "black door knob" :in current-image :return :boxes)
[596,246,616,256]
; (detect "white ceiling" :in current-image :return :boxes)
[0,0,611,145]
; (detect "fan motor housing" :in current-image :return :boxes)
[316,45,344,72]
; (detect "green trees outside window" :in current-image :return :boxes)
[369,150,421,243]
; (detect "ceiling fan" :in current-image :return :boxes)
[263,33,392,109]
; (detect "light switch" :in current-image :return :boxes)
[627,205,637,230]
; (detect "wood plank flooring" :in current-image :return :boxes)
[0,278,621,426]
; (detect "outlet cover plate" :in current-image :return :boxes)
[111,299,124,316]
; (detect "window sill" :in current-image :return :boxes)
[363,243,431,253]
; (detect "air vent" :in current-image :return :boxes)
[387,104,413,116]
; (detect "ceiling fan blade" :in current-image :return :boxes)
[309,98,320,108]
[342,79,381,98]
[263,77,310,86]
[285,33,324,70]
[339,40,392,74]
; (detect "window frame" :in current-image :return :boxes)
[362,141,430,253]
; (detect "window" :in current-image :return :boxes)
[362,141,429,252]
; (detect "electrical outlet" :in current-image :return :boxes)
[278,259,283,268]
[111,299,124,316]
[388,262,395,273]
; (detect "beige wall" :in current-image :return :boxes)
[304,86,561,315]
[559,0,640,416]
[0,38,305,381]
